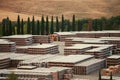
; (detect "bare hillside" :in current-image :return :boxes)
[0,0,120,21]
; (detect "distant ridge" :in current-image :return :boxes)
[0,0,120,21]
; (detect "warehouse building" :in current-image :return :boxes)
[55,31,120,41]
[0,56,10,69]
[0,39,16,52]
[1,35,33,46]
[47,55,105,75]
[64,43,113,58]
[16,43,59,54]
[106,55,120,67]
[33,35,52,43]
[73,59,105,75]
[65,37,108,46]
[0,67,73,80]
[64,44,92,55]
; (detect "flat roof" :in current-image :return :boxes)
[75,30,120,34]
[88,44,114,47]
[65,44,113,50]
[100,37,120,41]
[21,54,58,64]
[107,55,120,59]
[0,69,50,75]
[33,35,49,37]
[0,56,10,60]
[65,44,91,49]
[0,39,15,44]
[1,35,33,38]
[48,55,94,63]
[34,67,71,72]
[0,53,38,60]
[39,55,65,63]
[54,32,76,35]
[55,31,120,35]
[17,43,58,49]
[17,65,37,69]
[0,42,15,44]
[75,59,105,66]
[86,46,111,52]
[0,67,71,75]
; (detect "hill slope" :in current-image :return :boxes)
[0,0,120,21]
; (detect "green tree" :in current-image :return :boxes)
[77,20,83,31]
[12,22,16,35]
[50,16,54,34]
[2,19,6,36]
[32,16,35,35]
[36,20,40,35]
[3,17,10,36]
[101,17,107,30]
[72,15,76,31]
[27,17,31,34]
[92,19,98,31]
[56,16,59,32]
[17,15,21,34]
[9,20,12,35]
[21,19,24,34]
[41,15,45,35]
[97,19,102,31]
[46,16,49,35]
[67,20,70,31]
[61,14,64,32]
[6,72,18,80]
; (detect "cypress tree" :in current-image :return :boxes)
[98,19,103,31]
[21,19,24,34]
[41,15,45,35]
[27,17,31,34]
[101,17,106,30]
[72,15,75,31]
[93,19,98,31]
[78,20,82,31]
[67,20,70,31]
[87,19,93,31]
[5,17,10,36]
[17,15,21,34]
[36,20,40,35]
[50,16,54,34]
[9,20,12,35]
[46,16,49,35]
[61,14,64,32]
[2,19,6,36]
[13,26,15,35]
[32,16,35,35]
[56,16,59,32]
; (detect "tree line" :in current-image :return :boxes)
[0,15,120,36]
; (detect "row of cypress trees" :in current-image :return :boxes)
[1,15,120,36]
[2,17,14,36]
[1,15,78,36]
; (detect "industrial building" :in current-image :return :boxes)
[0,30,120,80]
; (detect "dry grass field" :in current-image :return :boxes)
[0,0,120,21]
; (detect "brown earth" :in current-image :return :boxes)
[0,0,120,21]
